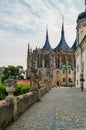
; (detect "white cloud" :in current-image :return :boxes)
[0,0,84,68]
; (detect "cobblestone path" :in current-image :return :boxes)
[6,88,86,130]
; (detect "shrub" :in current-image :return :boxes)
[0,83,31,100]
[0,83,7,100]
[14,84,31,96]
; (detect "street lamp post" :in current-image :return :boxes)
[66,67,67,87]
[80,71,85,92]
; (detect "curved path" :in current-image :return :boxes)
[6,87,86,130]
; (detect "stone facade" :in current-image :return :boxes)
[75,7,86,88]
[26,23,76,86]
[76,36,86,88]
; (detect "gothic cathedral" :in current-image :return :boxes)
[26,22,76,87]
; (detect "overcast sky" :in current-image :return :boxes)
[0,0,85,69]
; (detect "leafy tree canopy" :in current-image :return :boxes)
[1,65,25,83]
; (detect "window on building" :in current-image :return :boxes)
[69,70,71,74]
[56,60,59,68]
[63,70,65,74]
[37,54,42,68]
[44,54,50,68]
[57,70,59,74]
[56,59,59,68]
[62,55,66,64]
[68,56,71,64]
[63,78,65,82]
[69,78,72,83]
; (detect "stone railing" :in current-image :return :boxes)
[0,78,50,130]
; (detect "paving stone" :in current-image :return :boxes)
[6,88,86,130]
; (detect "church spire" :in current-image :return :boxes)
[27,43,30,56]
[42,25,52,50]
[61,16,64,37]
[54,17,71,51]
[46,25,48,40]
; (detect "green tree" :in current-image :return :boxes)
[1,65,25,83]
[0,83,7,100]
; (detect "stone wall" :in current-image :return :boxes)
[0,86,50,130]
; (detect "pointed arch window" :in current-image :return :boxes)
[55,59,59,68]
[56,59,59,68]
[62,56,66,64]
[44,54,50,68]
[63,78,65,82]
[69,78,72,83]
[37,54,42,68]
[68,56,71,65]
[57,70,59,74]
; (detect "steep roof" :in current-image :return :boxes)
[54,23,71,51]
[77,11,86,22]
[77,1,86,22]
[42,28,52,50]
[71,39,77,51]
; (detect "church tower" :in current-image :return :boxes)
[26,19,76,86]
[43,26,52,50]
[54,20,71,51]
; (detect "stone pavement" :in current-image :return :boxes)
[6,87,86,130]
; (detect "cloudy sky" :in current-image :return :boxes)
[0,0,85,69]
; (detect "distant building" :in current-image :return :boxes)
[75,2,86,88]
[17,79,30,84]
[26,22,76,86]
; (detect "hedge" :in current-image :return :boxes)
[0,83,7,100]
[0,82,44,100]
